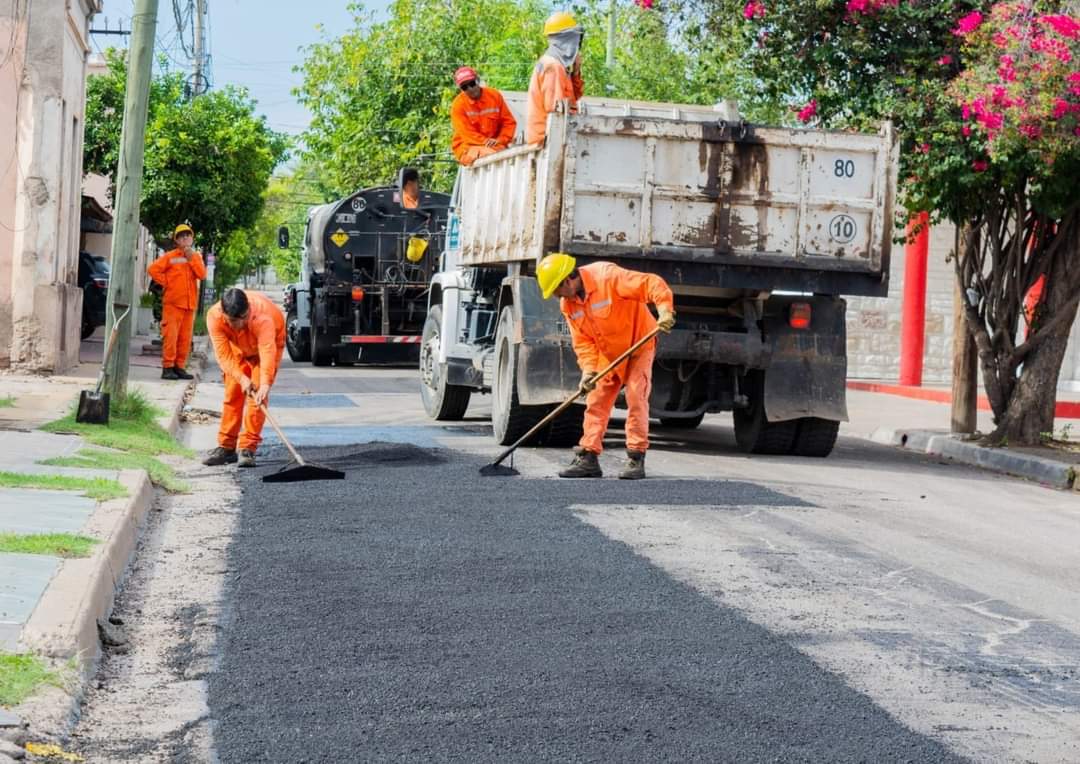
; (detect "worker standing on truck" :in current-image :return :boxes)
[525,11,585,145]
[450,66,517,165]
[147,223,206,380]
[537,253,676,480]
[202,288,286,468]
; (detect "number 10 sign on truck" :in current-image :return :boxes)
[419,95,898,458]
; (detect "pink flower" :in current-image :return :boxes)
[972,159,989,172]
[1019,124,1042,140]
[1075,126,1080,136]
[962,124,972,137]
[961,103,971,120]
[635,0,654,7]
[1032,35,1073,63]
[917,142,931,153]
[977,110,1004,130]
[954,11,984,36]
[938,55,953,65]
[992,32,1010,48]
[845,0,896,16]
[743,0,765,19]
[1039,14,1080,40]
[1053,98,1071,119]
[796,99,818,123]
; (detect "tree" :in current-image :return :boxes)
[84,50,290,253]
[719,0,1080,445]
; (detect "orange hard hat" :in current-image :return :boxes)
[454,66,479,86]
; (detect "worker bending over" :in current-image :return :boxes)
[537,254,675,480]
[525,11,584,145]
[148,223,206,380]
[450,66,517,165]
[202,289,285,468]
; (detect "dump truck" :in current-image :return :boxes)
[419,95,898,456]
[282,181,450,366]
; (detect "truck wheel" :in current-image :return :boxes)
[791,418,840,457]
[419,305,471,420]
[732,371,797,454]
[311,330,334,367]
[286,308,311,363]
[540,404,585,447]
[659,413,705,430]
[491,307,546,446]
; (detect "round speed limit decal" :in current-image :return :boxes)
[829,214,857,244]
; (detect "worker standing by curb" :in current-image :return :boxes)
[537,253,675,480]
[203,288,285,468]
[148,223,206,380]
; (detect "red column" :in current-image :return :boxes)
[899,211,929,386]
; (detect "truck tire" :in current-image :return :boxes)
[286,308,311,363]
[311,330,334,367]
[732,371,798,455]
[659,413,705,430]
[419,305,471,420]
[491,307,546,446]
[791,417,840,457]
[540,404,585,447]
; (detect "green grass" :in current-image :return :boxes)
[0,532,98,558]
[0,653,62,707]
[42,387,193,458]
[43,448,190,493]
[0,395,15,408]
[0,471,127,501]
[193,311,207,336]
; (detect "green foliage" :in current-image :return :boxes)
[0,653,62,706]
[42,388,193,457]
[0,533,99,558]
[0,471,128,502]
[0,395,14,408]
[84,50,290,250]
[43,448,190,494]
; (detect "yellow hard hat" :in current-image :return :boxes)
[543,10,579,35]
[537,253,576,299]
[173,223,194,238]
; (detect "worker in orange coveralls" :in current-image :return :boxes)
[400,167,421,209]
[202,289,285,468]
[525,11,585,145]
[147,223,206,380]
[450,66,517,165]
[537,253,675,480]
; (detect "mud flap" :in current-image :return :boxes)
[762,296,848,422]
[502,275,582,406]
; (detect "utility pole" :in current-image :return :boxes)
[951,225,979,434]
[102,0,159,398]
[606,0,616,68]
[192,0,207,95]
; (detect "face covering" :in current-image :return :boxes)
[546,28,583,71]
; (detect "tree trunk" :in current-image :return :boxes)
[988,244,1080,445]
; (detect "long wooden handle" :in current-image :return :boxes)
[95,305,132,394]
[258,401,306,466]
[489,325,662,468]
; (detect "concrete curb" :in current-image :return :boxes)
[868,427,1078,490]
[159,336,209,438]
[19,469,154,660]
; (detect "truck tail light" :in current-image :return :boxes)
[351,286,365,302]
[92,277,108,290]
[789,302,811,330]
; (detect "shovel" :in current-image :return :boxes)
[76,303,132,425]
[480,325,663,477]
[258,400,345,483]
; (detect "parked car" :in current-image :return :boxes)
[78,251,110,339]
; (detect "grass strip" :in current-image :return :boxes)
[0,532,98,558]
[0,471,127,501]
[43,448,190,493]
[0,652,61,706]
[42,387,193,458]
[0,395,15,408]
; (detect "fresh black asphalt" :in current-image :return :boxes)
[209,441,964,763]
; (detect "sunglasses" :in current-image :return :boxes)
[459,80,479,90]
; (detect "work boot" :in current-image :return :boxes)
[237,449,257,468]
[202,447,237,466]
[558,448,602,478]
[619,450,646,480]
[173,367,194,380]
[161,367,179,380]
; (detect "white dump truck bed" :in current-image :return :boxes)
[455,94,898,295]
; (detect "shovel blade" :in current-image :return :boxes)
[76,391,110,425]
[262,461,345,483]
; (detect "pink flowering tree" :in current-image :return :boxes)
[712,0,1080,445]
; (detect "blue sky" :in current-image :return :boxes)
[95,0,391,136]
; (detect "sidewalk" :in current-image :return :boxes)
[0,330,204,736]
[843,382,1080,491]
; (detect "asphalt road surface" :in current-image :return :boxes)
[73,354,1080,762]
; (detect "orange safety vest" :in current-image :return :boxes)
[147,248,207,310]
[450,87,517,162]
[525,54,584,145]
[207,291,286,386]
[559,262,674,372]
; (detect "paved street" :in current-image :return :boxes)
[73,356,1080,762]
